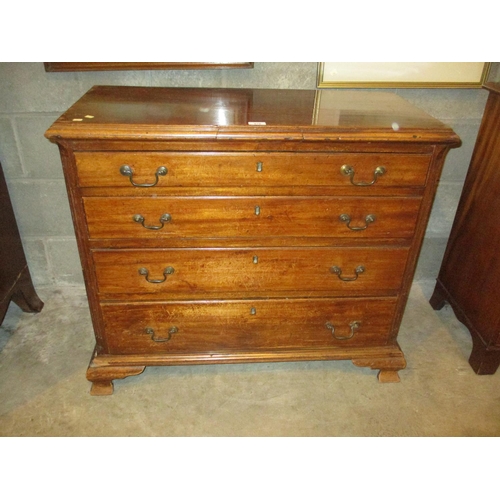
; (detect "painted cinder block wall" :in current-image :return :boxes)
[1,62,499,288]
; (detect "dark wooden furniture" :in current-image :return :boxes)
[430,82,500,375]
[0,161,44,325]
[45,86,459,395]
[44,63,254,72]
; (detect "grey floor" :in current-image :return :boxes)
[1,281,499,437]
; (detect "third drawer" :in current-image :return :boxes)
[92,246,410,298]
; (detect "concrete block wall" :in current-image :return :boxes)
[0,62,498,288]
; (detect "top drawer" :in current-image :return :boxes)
[74,152,431,189]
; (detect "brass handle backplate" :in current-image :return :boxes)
[145,326,178,342]
[133,213,171,230]
[120,164,168,187]
[339,213,376,231]
[138,266,175,283]
[340,164,386,186]
[325,321,361,340]
[330,265,365,281]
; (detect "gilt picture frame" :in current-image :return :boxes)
[317,62,491,88]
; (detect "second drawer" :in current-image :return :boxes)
[84,196,422,240]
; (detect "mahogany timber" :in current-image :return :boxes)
[100,297,399,354]
[430,82,500,374]
[83,196,422,240]
[0,161,44,324]
[45,86,460,394]
[91,247,410,299]
[74,152,431,189]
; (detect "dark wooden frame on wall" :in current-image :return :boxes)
[44,63,254,72]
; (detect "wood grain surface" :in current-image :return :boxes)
[44,86,460,393]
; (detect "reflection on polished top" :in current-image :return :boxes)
[46,86,460,144]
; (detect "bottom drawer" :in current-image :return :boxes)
[100,298,398,354]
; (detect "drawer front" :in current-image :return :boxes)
[92,247,409,298]
[75,152,431,189]
[100,297,399,354]
[84,196,421,240]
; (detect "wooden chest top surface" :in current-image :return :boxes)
[45,86,460,144]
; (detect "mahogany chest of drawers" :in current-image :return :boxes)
[45,86,460,395]
[0,161,44,324]
[430,82,500,374]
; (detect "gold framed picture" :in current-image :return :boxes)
[317,62,491,88]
